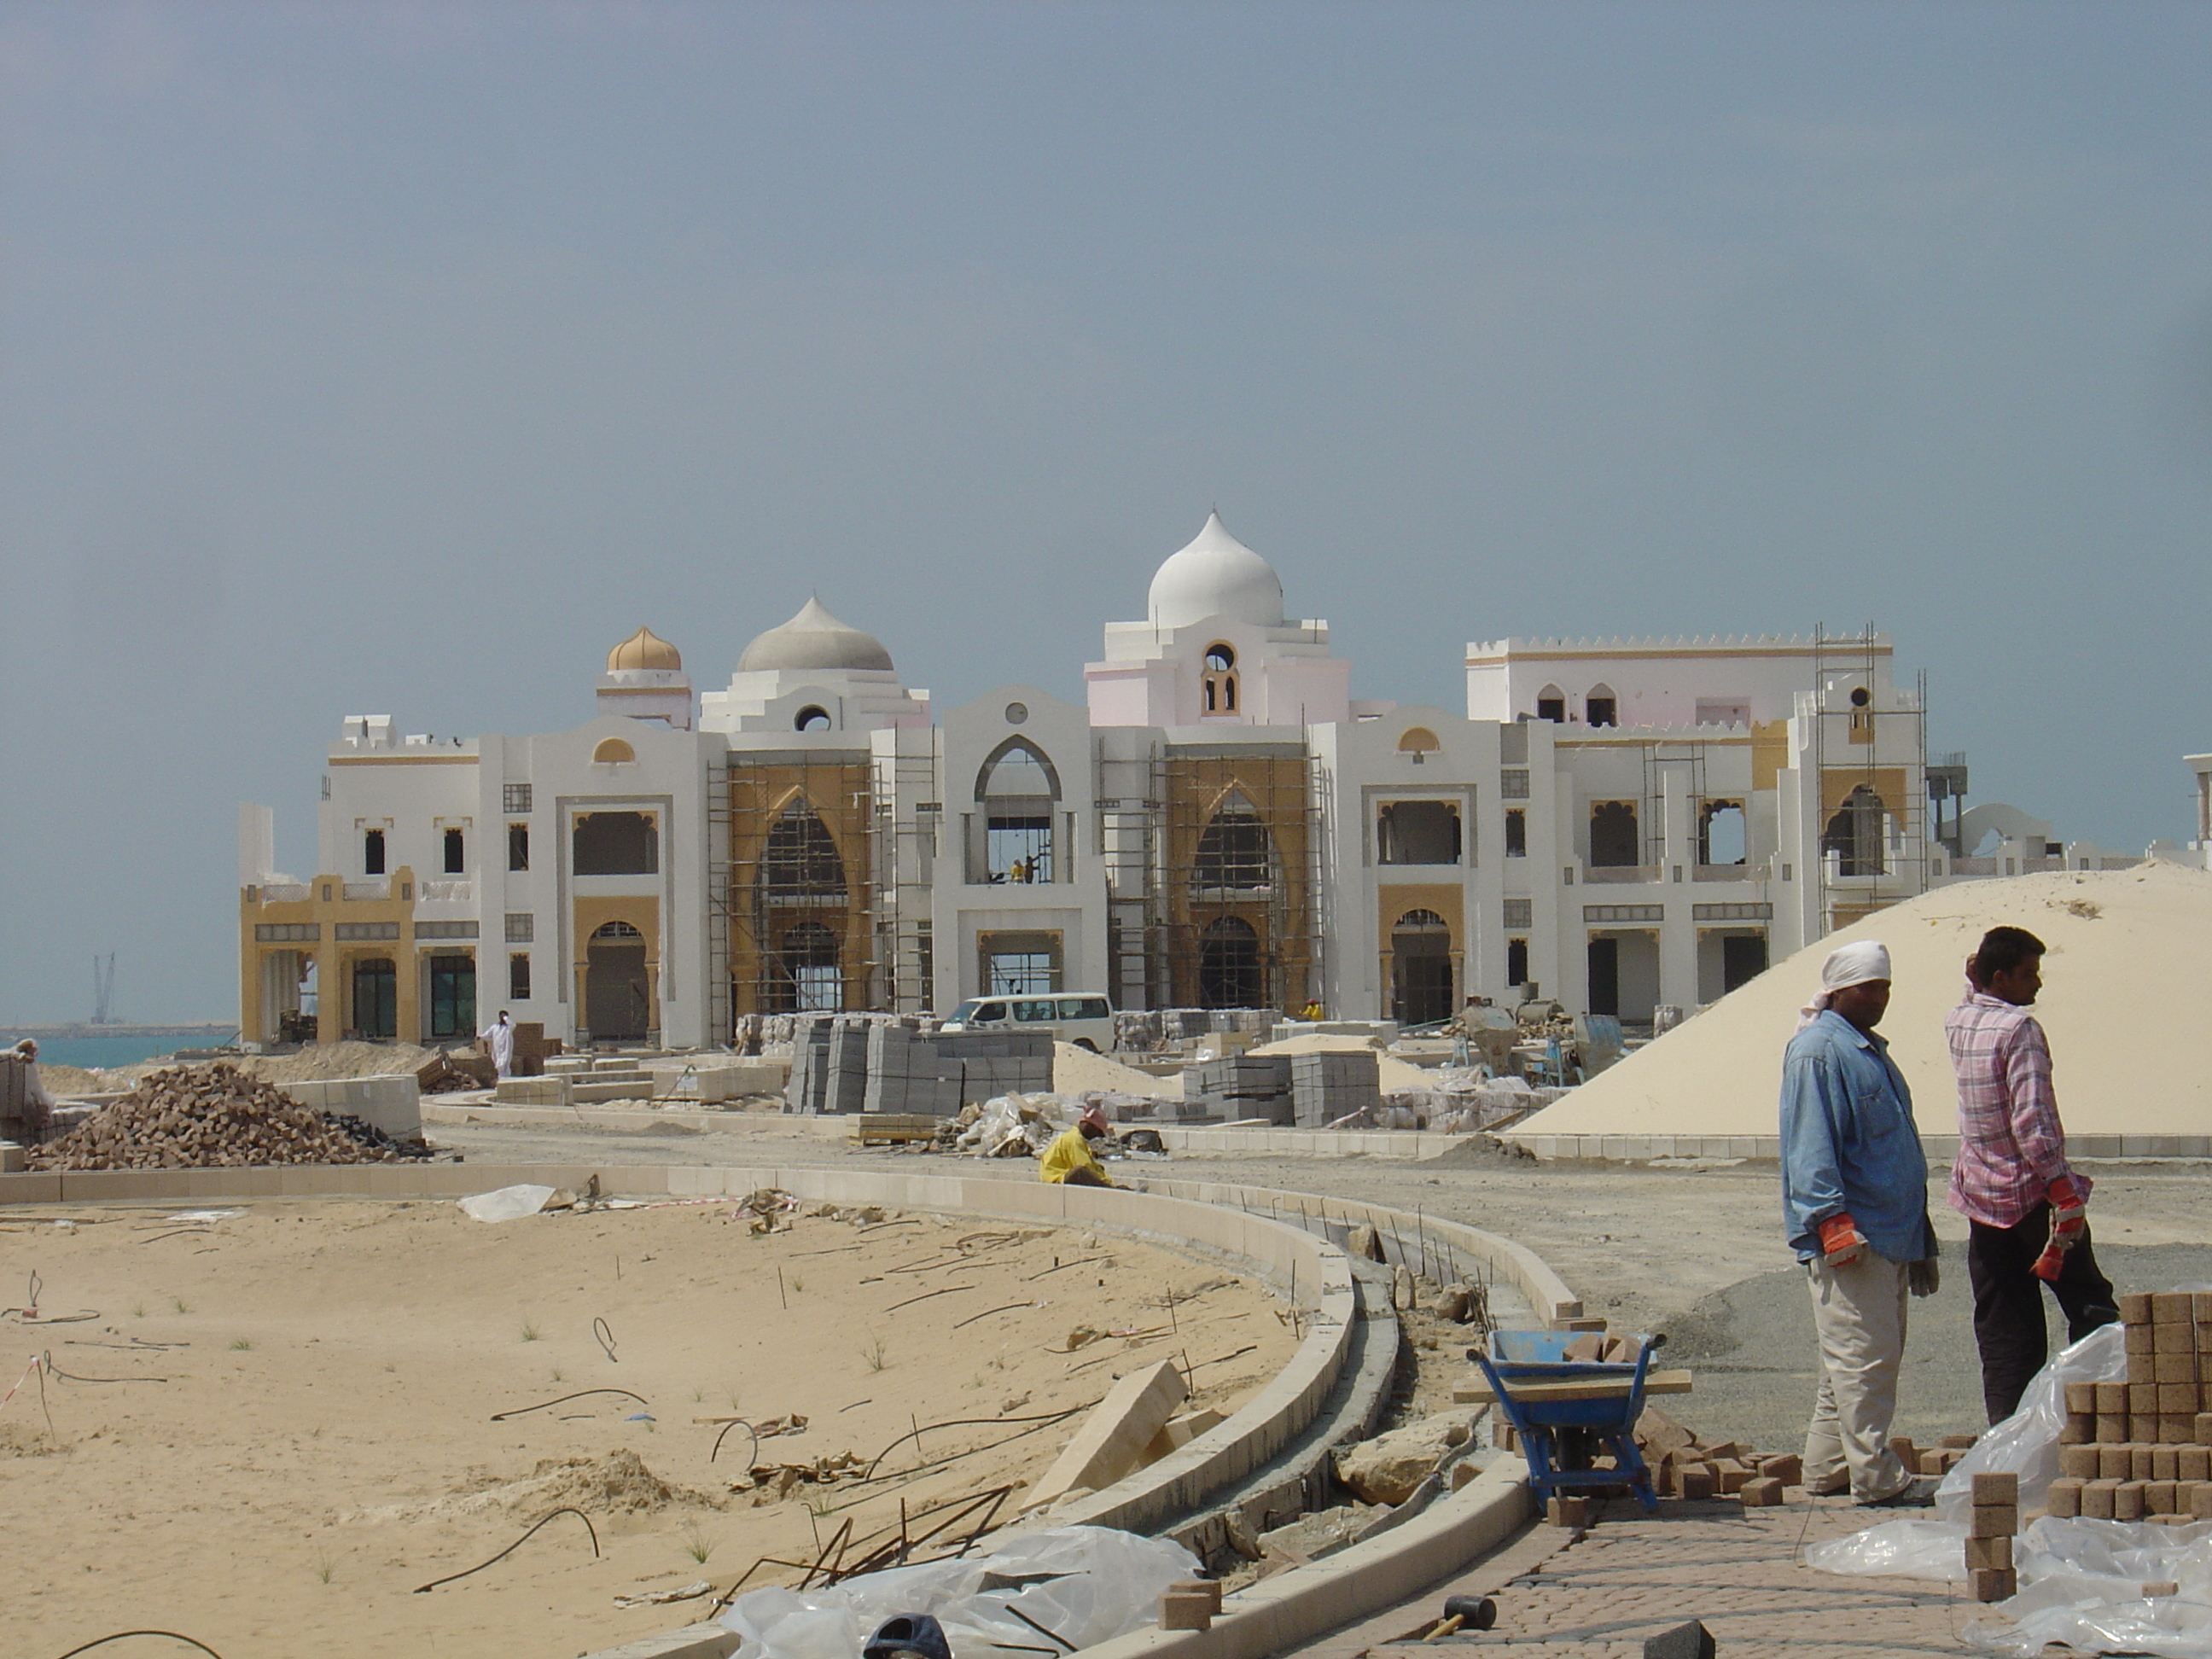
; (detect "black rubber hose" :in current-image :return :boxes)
[52,1633,226,1659]
[413,1507,601,1592]
[489,1388,647,1421]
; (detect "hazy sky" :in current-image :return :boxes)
[5,3,2210,1022]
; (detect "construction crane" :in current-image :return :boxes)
[91,953,117,1025]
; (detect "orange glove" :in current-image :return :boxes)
[2034,1176,2087,1281]
[1817,1214,1869,1267]
[2047,1173,2087,1225]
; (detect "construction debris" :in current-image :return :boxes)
[26,1062,396,1170]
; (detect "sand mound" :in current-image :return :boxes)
[1514,863,2212,1140]
[360,1450,725,1524]
[1248,1032,1436,1091]
[28,1062,391,1169]
[480,1448,725,1515]
[1053,1041,1180,1097]
[38,1040,436,1100]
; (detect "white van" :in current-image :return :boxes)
[940,993,1116,1051]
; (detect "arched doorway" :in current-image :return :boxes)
[1822,785,1887,876]
[585,920,649,1041]
[776,921,841,1013]
[1198,916,1262,1009]
[1390,909,1453,1027]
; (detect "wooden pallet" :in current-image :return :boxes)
[1454,1368,1695,1406]
[853,1114,940,1146]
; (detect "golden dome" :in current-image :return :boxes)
[606,626,681,672]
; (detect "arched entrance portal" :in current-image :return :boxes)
[585,920,650,1041]
[1390,909,1454,1027]
[1198,915,1262,1009]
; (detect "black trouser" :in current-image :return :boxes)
[1965,1200,2118,1424]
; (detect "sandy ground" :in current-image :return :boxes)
[428,1115,2212,1455]
[1520,861,2212,1138]
[0,1190,1295,1659]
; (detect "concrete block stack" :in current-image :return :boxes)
[1187,1054,1293,1124]
[1289,1049,1382,1127]
[784,1020,837,1114]
[280,1074,423,1138]
[825,1022,872,1115]
[927,1030,1053,1103]
[861,1023,963,1116]
[786,1022,1051,1115]
[2045,1291,2212,1528]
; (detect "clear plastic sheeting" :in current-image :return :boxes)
[1805,1319,2128,1584]
[1803,1516,1969,1582]
[456,1184,556,1222]
[1965,1516,2212,1657]
[717,1524,1200,1659]
[1935,1321,2128,1524]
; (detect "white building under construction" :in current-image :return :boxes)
[239,514,1953,1049]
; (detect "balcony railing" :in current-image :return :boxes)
[1580,864,1660,885]
[256,883,311,903]
[419,880,473,902]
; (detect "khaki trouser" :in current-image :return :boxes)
[1803,1253,1912,1503]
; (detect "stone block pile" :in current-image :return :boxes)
[2045,1290,2212,1526]
[785,1017,1052,1115]
[26,1062,395,1170]
[1187,1053,1293,1124]
[1289,1049,1382,1127]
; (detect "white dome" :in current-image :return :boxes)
[737,597,895,674]
[1146,512,1284,631]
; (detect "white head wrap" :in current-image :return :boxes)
[1797,940,1892,1030]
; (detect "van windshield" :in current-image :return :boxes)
[948,999,985,1023]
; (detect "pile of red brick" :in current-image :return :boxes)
[2045,1290,2212,1524]
[1639,1410,1802,1511]
[26,1062,392,1171]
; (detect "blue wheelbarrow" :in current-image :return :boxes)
[1472,1330,1661,1512]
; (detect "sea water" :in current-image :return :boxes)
[23,1034,230,1071]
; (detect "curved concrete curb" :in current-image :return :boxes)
[1082,1461,1533,1659]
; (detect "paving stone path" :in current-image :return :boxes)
[1295,1493,2000,1658]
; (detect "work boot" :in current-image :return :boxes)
[1865,1475,1939,1508]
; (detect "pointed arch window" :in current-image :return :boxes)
[1584,684,1618,728]
[1195,791,1273,892]
[1535,685,1567,723]
[760,800,847,903]
[976,738,1060,883]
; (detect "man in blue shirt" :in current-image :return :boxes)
[1780,940,1941,1507]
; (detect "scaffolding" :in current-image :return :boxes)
[1807,625,1929,936]
[870,739,940,1014]
[1144,745,1329,1014]
[723,754,876,1018]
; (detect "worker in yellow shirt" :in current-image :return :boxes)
[1039,1104,1115,1187]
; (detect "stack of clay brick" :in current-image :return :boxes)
[2045,1290,2212,1525]
[1965,1471,2020,1603]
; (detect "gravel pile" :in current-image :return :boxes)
[27,1062,393,1170]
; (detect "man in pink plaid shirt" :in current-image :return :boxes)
[1946,924,2116,1423]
